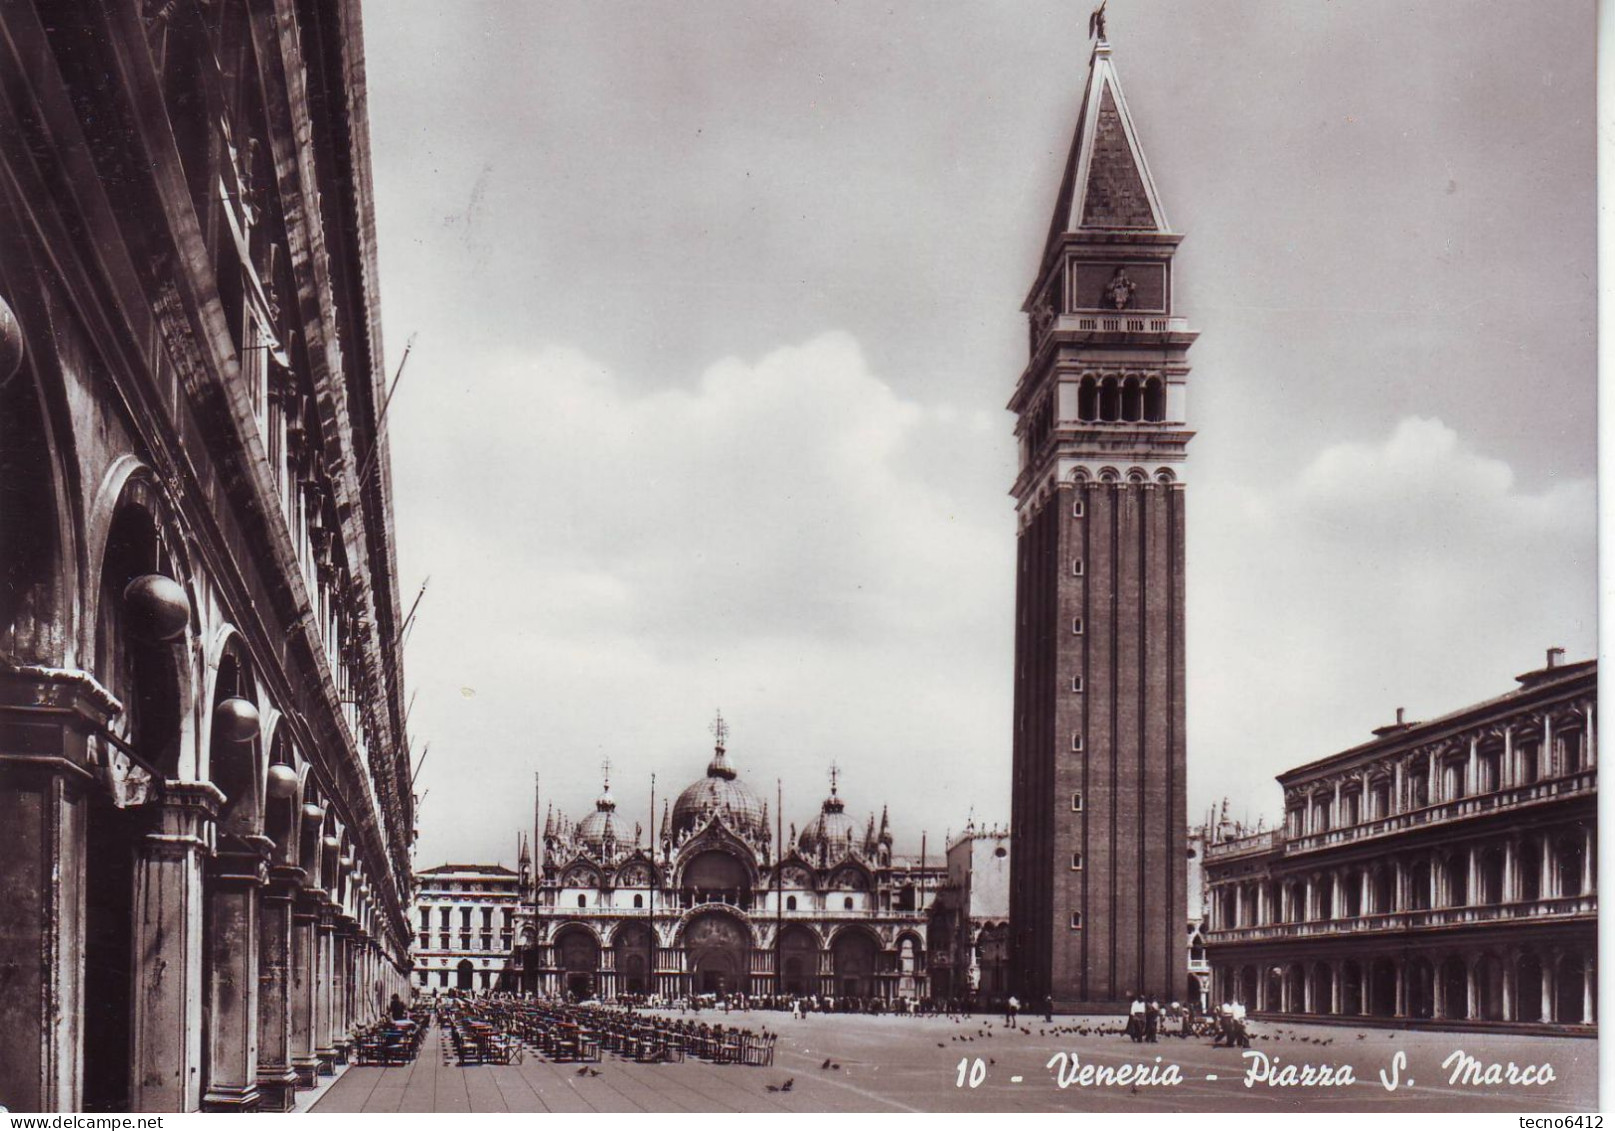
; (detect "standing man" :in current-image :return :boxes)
[1005,994,1020,1028]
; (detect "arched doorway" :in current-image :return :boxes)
[456,959,475,991]
[777,925,818,996]
[1264,966,1283,1013]
[1369,958,1397,1016]
[1439,955,1468,1019]
[1239,966,1259,1007]
[682,850,753,909]
[1516,951,1544,1021]
[682,911,751,996]
[1556,950,1587,1023]
[1475,954,1505,1021]
[897,934,922,999]
[613,923,654,996]
[1310,962,1333,1013]
[831,928,879,999]
[1340,960,1363,1015]
[84,495,189,1112]
[1406,957,1434,1019]
[1557,839,1585,897]
[1284,963,1305,1012]
[555,927,600,999]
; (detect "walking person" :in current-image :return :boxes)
[1126,992,1146,1043]
[1004,994,1020,1028]
[1144,995,1160,1043]
[1043,994,1054,1023]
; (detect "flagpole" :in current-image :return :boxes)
[775,777,783,999]
[648,772,656,1001]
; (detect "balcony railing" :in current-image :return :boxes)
[1204,830,1282,861]
[1069,313,1188,334]
[1283,770,1596,855]
[1204,894,1596,944]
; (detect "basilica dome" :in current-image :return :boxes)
[671,745,767,841]
[575,779,623,856]
[798,779,859,859]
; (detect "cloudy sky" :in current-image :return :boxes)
[360,1,1597,868]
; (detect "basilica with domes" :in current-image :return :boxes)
[504,720,945,1001]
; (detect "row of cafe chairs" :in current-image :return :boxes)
[353,1010,429,1066]
[436,999,774,1068]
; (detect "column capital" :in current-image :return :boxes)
[265,864,308,901]
[0,663,124,788]
[210,835,274,886]
[141,779,227,859]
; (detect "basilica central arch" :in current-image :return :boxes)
[554,926,601,999]
[681,911,751,996]
[831,927,880,999]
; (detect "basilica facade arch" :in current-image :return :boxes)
[485,736,945,1003]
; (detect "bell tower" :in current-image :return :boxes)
[1007,29,1194,1009]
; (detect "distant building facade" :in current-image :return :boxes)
[1203,654,1596,1028]
[412,865,522,993]
[927,825,1011,1001]
[1008,32,1195,1008]
[0,0,414,1113]
[507,730,945,1002]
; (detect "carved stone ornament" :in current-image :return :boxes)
[1104,267,1136,310]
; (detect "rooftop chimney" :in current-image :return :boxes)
[1371,706,1416,738]
[1547,647,1564,669]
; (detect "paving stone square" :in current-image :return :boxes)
[312,1011,1597,1113]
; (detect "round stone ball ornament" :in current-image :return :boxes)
[267,762,300,799]
[213,696,261,743]
[0,294,23,382]
[123,573,191,641]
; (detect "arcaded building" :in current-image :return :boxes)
[0,0,415,1112]
[1203,653,1595,1029]
[1007,30,1194,1008]
[508,728,944,1002]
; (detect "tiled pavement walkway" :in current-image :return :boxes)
[313,1011,1598,1113]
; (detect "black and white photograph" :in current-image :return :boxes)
[0,0,1600,1117]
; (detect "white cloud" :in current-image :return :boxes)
[395,332,1016,865]
[1189,416,1595,824]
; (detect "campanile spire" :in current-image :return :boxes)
[1008,27,1195,1009]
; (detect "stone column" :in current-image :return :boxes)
[1427,750,1440,804]
[130,781,223,1113]
[1581,827,1595,898]
[1330,961,1342,1014]
[1393,961,1407,1018]
[1501,950,1515,1022]
[255,865,302,1111]
[314,903,337,1074]
[1540,833,1556,900]
[201,837,272,1111]
[0,668,119,1114]
[1433,959,1447,1019]
[1541,956,1556,1023]
[290,890,320,1086]
[333,917,357,1063]
[1503,838,1518,903]
[1393,760,1405,813]
[1584,954,1595,1023]
[1359,869,1372,916]
[1465,956,1478,1020]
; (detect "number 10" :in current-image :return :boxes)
[955,1057,987,1088]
